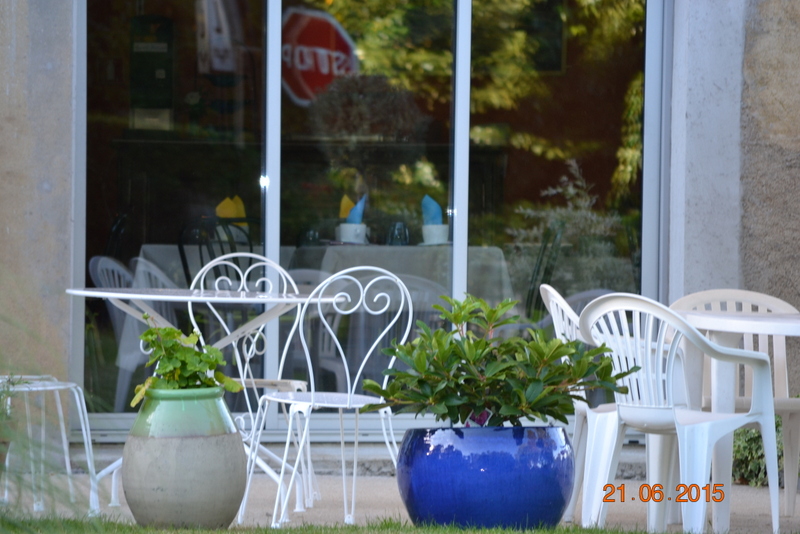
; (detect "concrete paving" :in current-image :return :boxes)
[5,443,800,532]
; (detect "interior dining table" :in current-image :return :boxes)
[678,309,800,533]
[290,243,516,308]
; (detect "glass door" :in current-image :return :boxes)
[85,0,266,420]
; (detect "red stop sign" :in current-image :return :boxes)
[282,8,359,107]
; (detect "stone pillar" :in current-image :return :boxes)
[0,0,82,378]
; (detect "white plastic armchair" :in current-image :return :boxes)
[670,288,800,516]
[580,293,779,534]
[187,252,310,523]
[251,266,413,527]
[538,284,617,524]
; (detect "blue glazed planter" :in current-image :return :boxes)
[397,426,574,529]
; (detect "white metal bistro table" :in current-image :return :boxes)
[680,310,800,533]
[67,287,315,350]
[67,286,337,511]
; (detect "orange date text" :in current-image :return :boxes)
[602,483,725,503]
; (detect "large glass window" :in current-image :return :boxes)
[83,0,646,424]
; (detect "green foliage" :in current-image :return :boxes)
[732,417,784,488]
[130,316,243,407]
[0,375,24,425]
[361,295,635,426]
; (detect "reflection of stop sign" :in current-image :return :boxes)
[282,8,359,107]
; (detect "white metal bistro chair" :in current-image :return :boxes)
[580,293,779,534]
[670,288,800,516]
[251,266,413,527]
[1,375,100,515]
[187,252,311,524]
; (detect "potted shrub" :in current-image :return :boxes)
[122,317,245,528]
[362,295,633,529]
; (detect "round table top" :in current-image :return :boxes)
[679,309,800,336]
[66,287,319,304]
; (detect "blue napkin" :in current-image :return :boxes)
[346,195,366,223]
[421,195,443,225]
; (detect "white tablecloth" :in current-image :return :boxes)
[291,244,516,307]
[137,244,296,287]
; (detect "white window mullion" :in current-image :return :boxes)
[450,0,472,301]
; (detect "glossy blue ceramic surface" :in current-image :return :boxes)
[396,426,574,528]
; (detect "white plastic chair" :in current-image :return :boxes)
[580,293,780,534]
[187,252,311,524]
[87,256,133,345]
[0,376,100,515]
[113,257,181,412]
[252,266,413,527]
[670,288,800,516]
[538,284,617,524]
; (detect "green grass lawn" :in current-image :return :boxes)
[0,514,645,534]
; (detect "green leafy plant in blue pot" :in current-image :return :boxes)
[362,295,633,529]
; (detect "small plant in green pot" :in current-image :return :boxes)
[130,322,242,407]
[362,295,635,529]
[122,317,246,529]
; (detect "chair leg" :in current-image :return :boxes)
[759,416,781,534]
[674,423,713,534]
[563,409,587,523]
[68,386,99,516]
[52,390,75,503]
[780,412,800,516]
[581,407,625,528]
[645,433,678,533]
[379,407,398,469]
[272,403,312,528]
[338,408,359,525]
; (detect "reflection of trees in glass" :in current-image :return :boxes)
[505,160,637,299]
[304,73,440,239]
[309,0,645,206]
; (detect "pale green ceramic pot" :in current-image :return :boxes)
[121,387,246,528]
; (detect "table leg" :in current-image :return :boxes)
[709,331,740,534]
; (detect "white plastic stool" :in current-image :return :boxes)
[0,376,101,514]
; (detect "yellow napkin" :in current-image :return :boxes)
[216,195,247,226]
[339,195,355,219]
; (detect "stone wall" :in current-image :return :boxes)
[741,0,800,306]
[741,0,800,394]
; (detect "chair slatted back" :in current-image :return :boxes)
[580,293,688,410]
[670,289,797,401]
